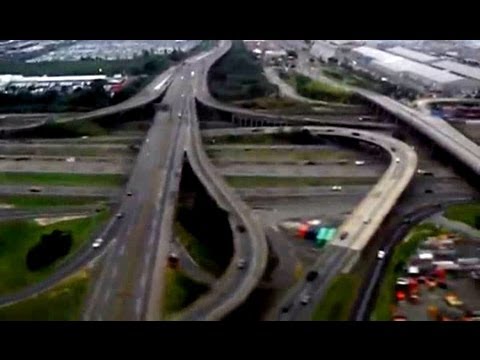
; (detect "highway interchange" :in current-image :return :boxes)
[0,39,480,321]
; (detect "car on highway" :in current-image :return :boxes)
[178,113,182,118]
[92,238,104,249]
[331,185,342,192]
[237,224,246,233]
[355,161,365,166]
[127,191,133,197]
[300,293,311,305]
[281,304,293,313]
[395,157,400,163]
[363,218,371,225]
[306,271,318,282]
[29,186,43,193]
[340,231,348,240]
[303,160,316,166]
[377,250,386,259]
[116,212,124,219]
[237,258,247,270]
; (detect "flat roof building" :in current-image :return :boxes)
[345,46,479,95]
[432,59,480,82]
[386,46,439,63]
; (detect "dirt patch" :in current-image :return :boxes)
[34,215,89,227]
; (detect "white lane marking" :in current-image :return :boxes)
[135,298,142,317]
[193,52,209,62]
[112,265,118,280]
[140,272,147,291]
[148,235,155,248]
[103,288,112,304]
[154,74,172,91]
[119,243,127,256]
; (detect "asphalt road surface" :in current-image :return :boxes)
[82,69,190,321]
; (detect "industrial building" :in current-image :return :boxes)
[432,59,480,83]
[386,46,439,63]
[341,46,480,95]
[0,74,125,95]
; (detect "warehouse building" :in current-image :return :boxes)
[310,41,337,62]
[343,46,480,95]
[432,59,480,83]
[386,46,439,63]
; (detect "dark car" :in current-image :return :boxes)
[340,231,348,240]
[306,271,318,282]
[237,225,246,233]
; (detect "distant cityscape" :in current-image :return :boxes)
[0,40,201,62]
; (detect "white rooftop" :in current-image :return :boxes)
[387,46,438,63]
[433,60,480,81]
[352,46,464,84]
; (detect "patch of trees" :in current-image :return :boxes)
[26,230,73,271]
[208,40,278,101]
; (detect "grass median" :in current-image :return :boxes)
[312,274,361,321]
[225,176,378,188]
[0,269,90,321]
[174,221,223,276]
[0,208,110,296]
[444,203,480,229]
[207,148,358,163]
[0,172,125,187]
[370,223,446,321]
[0,195,105,208]
[162,268,209,319]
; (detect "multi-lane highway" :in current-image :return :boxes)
[82,69,190,321]
[171,60,268,321]
[291,47,480,176]
[179,40,420,321]
[0,57,184,313]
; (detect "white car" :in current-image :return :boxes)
[237,259,247,270]
[363,218,371,225]
[395,157,400,163]
[178,113,182,118]
[355,161,365,166]
[300,294,311,305]
[377,250,386,259]
[331,186,342,192]
[92,238,104,249]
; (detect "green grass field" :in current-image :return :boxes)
[204,134,291,146]
[0,209,110,296]
[162,268,209,319]
[225,176,377,188]
[287,73,354,104]
[370,223,446,321]
[0,270,90,321]
[0,195,104,208]
[0,172,125,187]
[174,222,223,276]
[0,145,132,157]
[444,203,480,229]
[312,274,361,321]
[207,148,358,163]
